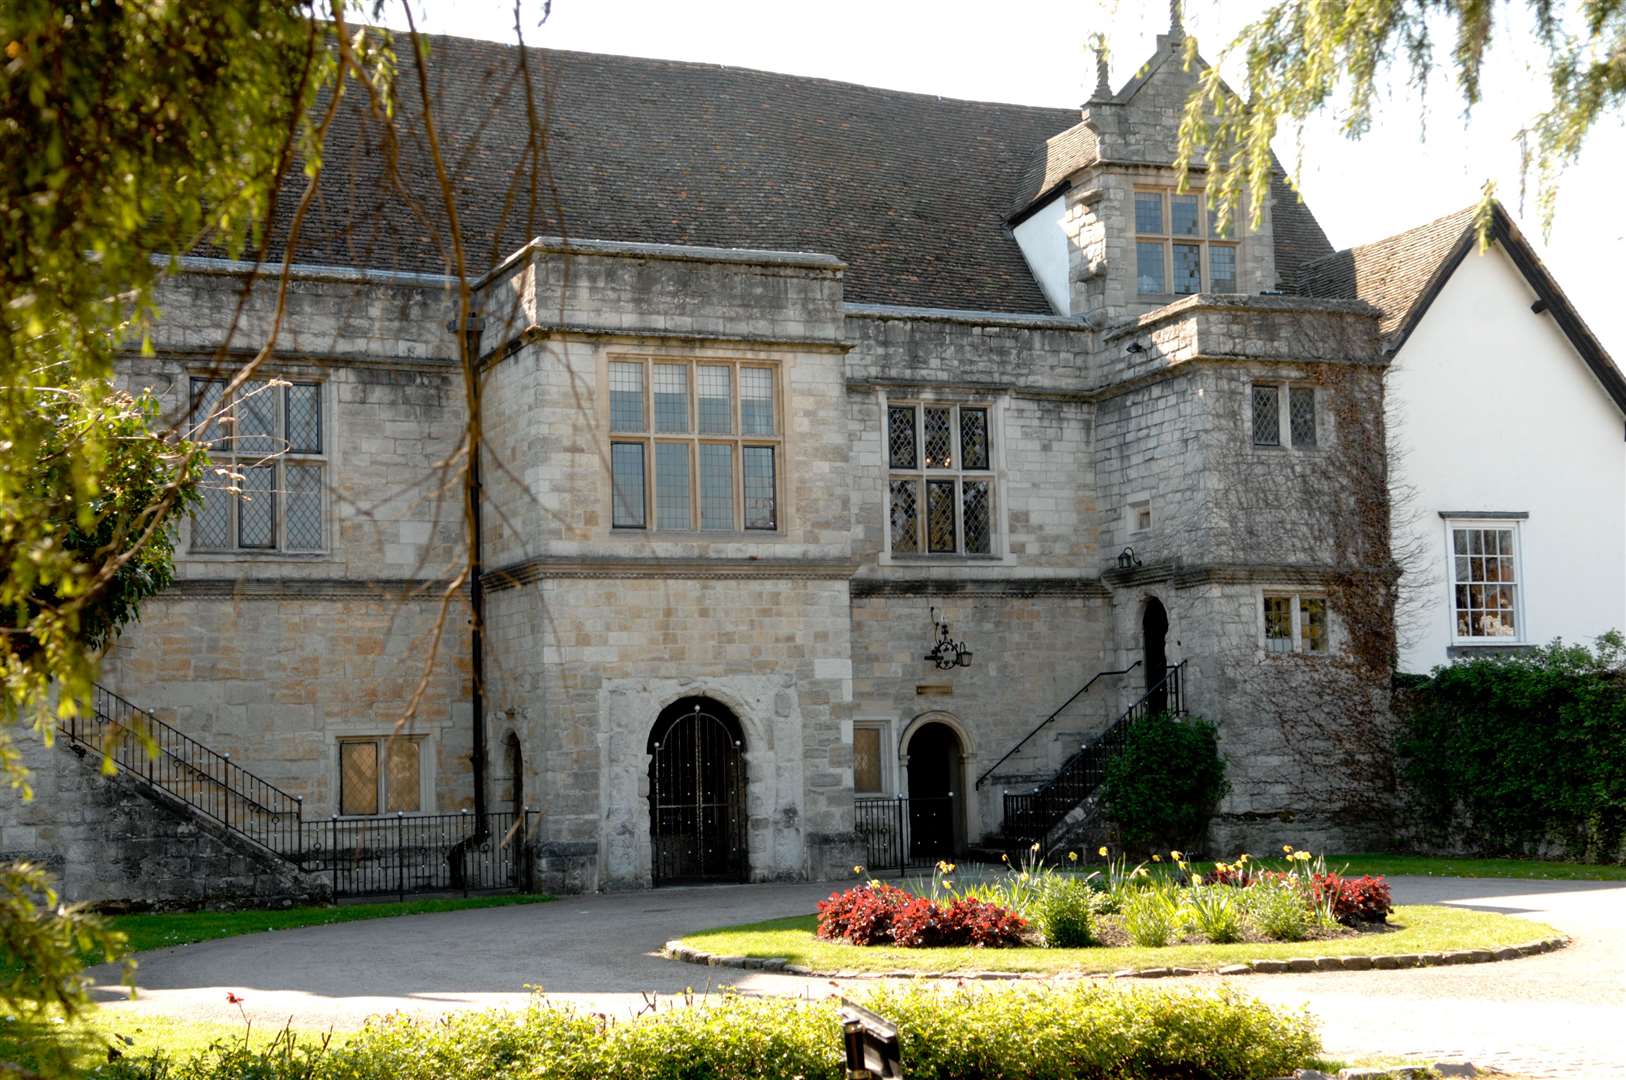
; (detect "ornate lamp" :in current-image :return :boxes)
[923,606,972,670]
[1116,546,1142,571]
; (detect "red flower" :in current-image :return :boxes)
[225,992,244,1005]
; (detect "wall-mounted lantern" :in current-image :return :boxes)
[1117,546,1142,571]
[923,606,972,670]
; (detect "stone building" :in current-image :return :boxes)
[8,16,1404,903]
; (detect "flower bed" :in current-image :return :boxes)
[817,847,1393,951]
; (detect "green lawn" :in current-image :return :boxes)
[678,904,1558,976]
[103,893,553,956]
[1320,853,1626,881]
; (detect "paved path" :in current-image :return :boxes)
[90,875,1624,1077]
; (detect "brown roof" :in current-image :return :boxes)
[264,35,1334,315]
[1296,205,1479,341]
[1299,201,1626,413]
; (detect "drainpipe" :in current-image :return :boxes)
[451,310,489,825]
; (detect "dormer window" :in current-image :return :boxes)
[1134,189,1239,297]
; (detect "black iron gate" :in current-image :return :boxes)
[650,701,747,884]
[855,796,956,874]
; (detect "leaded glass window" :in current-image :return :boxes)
[1251,384,1281,447]
[607,359,779,532]
[1263,595,1294,653]
[1448,524,1521,641]
[1289,386,1317,447]
[853,727,884,794]
[188,377,327,553]
[1134,188,1240,296]
[340,736,425,817]
[885,401,998,557]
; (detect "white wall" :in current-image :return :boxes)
[1012,195,1070,315]
[1390,244,1626,672]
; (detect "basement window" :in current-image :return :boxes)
[339,736,426,816]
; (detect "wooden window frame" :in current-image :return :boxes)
[336,735,429,818]
[1444,519,1526,645]
[1260,590,1331,656]
[606,358,784,534]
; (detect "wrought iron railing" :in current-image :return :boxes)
[855,796,956,875]
[63,684,306,858]
[299,809,537,900]
[60,684,537,899]
[1000,661,1186,848]
[974,661,1141,789]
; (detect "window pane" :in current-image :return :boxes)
[286,383,323,453]
[1172,242,1202,294]
[963,479,992,555]
[1290,386,1317,447]
[697,365,733,434]
[385,739,421,813]
[1252,385,1281,446]
[238,465,276,548]
[740,368,775,435]
[189,378,228,449]
[285,463,323,551]
[236,380,276,457]
[699,444,735,530]
[609,362,645,432]
[1452,527,1518,638]
[887,405,917,469]
[192,484,231,550]
[1263,596,1293,653]
[889,479,920,553]
[1300,597,1328,654]
[1209,245,1238,292]
[959,408,989,470]
[1170,194,1200,236]
[1208,204,1235,239]
[1136,241,1166,294]
[611,442,646,528]
[742,446,777,529]
[853,728,883,794]
[926,479,957,553]
[340,742,379,816]
[923,407,953,468]
[653,364,690,433]
[655,442,692,530]
[1134,192,1164,233]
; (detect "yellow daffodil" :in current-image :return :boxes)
[1135,866,1149,878]
[1098,846,1109,857]
[1282,844,1294,854]
[1238,853,1250,863]
[1030,842,1041,853]
[1018,872,1030,883]
[853,865,864,875]
[1191,873,1203,886]
[1152,854,1162,863]
[1001,853,1009,862]
[1170,850,1183,861]
[1067,851,1079,862]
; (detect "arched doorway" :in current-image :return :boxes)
[905,721,963,859]
[647,697,747,885]
[1143,597,1169,714]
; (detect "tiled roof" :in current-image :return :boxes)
[1296,205,1479,342]
[262,35,1335,315]
[1270,173,1335,291]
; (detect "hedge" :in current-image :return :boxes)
[94,985,1319,1080]
[1396,633,1626,861]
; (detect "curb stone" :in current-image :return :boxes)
[660,935,1567,979]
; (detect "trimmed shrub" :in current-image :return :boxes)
[100,985,1320,1080]
[815,882,910,945]
[1031,877,1097,947]
[1099,713,1230,853]
[1396,632,1626,861]
[1311,873,1392,925]
[817,884,1025,948]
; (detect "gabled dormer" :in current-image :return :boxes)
[1010,5,1302,324]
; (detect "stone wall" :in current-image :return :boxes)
[2,738,327,909]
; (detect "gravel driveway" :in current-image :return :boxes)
[89,875,1623,1077]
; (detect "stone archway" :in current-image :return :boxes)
[646,697,748,885]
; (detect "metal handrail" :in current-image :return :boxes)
[974,661,1141,789]
[1000,660,1187,847]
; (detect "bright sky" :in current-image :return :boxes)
[383,0,1626,356]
